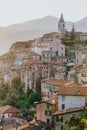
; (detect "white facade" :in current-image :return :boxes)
[31,46,44,55]
[32,38,65,57]
[50,39,65,57]
[76,50,87,64]
[4,74,10,84]
[58,95,85,110]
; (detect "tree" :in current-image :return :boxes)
[70,24,76,40]
[26,88,33,97]
[16,99,28,109]
[0,84,9,100]
[11,77,21,90]
[27,91,41,106]
[69,115,81,126]
[67,115,85,130]
[36,78,42,101]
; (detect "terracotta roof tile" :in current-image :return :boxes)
[46,79,63,86]
[24,59,37,66]
[36,97,58,105]
[43,32,58,36]
[58,86,87,96]
[0,105,22,114]
[3,124,15,130]
[46,97,58,105]
[70,63,83,71]
[54,107,87,115]
[77,48,87,54]
[42,78,51,82]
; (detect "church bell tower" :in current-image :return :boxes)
[58,13,65,39]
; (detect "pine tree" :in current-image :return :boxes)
[70,24,76,40]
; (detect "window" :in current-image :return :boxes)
[42,54,44,57]
[61,126,63,130]
[62,104,65,109]
[47,104,50,109]
[51,54,52,59]
[56,116,59,122]
[61,116,63,122]
[27,83,29,87]
[62,96,65,101]
[50,47,52,50]
[47,119,50,123]
[47,93,49,98]
[45,110,51,116]
[56,51,58,56]
[47,54,49,59]
[77,59,79,62]
[61,53,63,56]
[27,79,29,82]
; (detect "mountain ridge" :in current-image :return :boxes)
[0,15,87,55]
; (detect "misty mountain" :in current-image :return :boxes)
[0,15,87,55]
[75,17,87,32]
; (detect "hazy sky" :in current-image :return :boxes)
[0,0,86,26]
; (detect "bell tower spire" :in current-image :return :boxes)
[60,13,64,22]
[58,13,65,39]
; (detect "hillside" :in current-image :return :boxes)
[0,15,87,55]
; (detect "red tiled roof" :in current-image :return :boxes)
[70,63,83,71]
[0,105,22,114]
[3,124,15,130]
[58,86,87,96]
[79,68,87,73]
[24,59,37,66]
[46,79,63,86]
[77,48,87,54]
[64,82,78,87]
[46,97,58,105]
[54,107,86,115]
[42,78,51,82]
[30,52,40,56]
[11,119,51,130]
[36,97,58,105]
[43,32,58,36]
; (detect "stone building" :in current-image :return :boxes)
[36,97,58,126]
[53,86,87,130]
[41,78,63,100]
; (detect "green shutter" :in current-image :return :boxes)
[47,104,50,109]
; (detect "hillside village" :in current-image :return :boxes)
[0,14,87,130]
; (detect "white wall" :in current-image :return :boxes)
[58,95,85,110]
[4,74,10,84]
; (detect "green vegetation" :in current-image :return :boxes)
[62,25,87,45]
[11,77,21,90]
[0,77,42,110]
[36,78,42,101]
[70,24,76,40]
[62,39,87,45]
[67,111,87,130]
